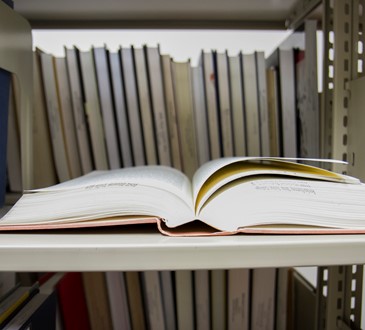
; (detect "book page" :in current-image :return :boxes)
[2,166,195,228]
[192,157,356,214]
[31,166,193,208]
[198,177,365,232]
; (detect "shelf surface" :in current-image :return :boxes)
[14,0,298,29]
[0,227,365,271]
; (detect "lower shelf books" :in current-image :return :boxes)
[2,291,57,330]
[1,157,365,236]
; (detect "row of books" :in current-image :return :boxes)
[53,269,281,330]
[0,273,60,330]
[3,20,320,195]
[0,268,316,330]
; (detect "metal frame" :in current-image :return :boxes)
[317,1,364,329]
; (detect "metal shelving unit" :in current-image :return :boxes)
[2,0,365,329]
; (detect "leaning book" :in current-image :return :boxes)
[1,157,365,236]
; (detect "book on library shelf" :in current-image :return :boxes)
[1,157,365,236]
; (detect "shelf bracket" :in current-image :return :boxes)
[316,265,363,330]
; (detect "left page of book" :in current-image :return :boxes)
[0,166,194,228]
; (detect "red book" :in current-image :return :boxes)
[56,272,91,330]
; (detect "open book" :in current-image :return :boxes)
[1,157,365,236]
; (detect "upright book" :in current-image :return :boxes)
[64,47,94,174]
[93,46,122,170]
[79,49,109,170]
[32,51,58,189]
[171,60,199,179]
[144,46,171,166]
[108,51,133,168]
[0,67,11,207]
[120,47,146,166]
[2,157,365,236]
[53,56,83,179]
[133,47,158,166]
[39,50,71,182]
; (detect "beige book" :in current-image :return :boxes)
[194,270,210,330]
[251,268,276,330]
[229,53,247,157]
[175,270,194,330]
[141,271,166,330]
[144,46,171,166]
[171,60,199,179]
[201,51,221,159]
[105,272,131,330]
[93,46,121,169]
[79,50,109,170]
[120,47,146,166]
[211,269,227,330]
[256,51,270,157]
[242,53,261,157]
[161,54,183,170]
[125,272,146,330]
[109,51,133,168]
[228,268,250,330]
[31,51,58,189]
[6,82,22,192]
[216,51,234,157]
[191,65,210,166]
[64,47,93,174]
[266,66,281,157]
[54,56,82,179]
[82,272,113,330]
[39,50,71,182]
[134,47,158,165]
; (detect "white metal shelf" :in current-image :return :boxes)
[0,230,364,272]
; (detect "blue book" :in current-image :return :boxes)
[0,68,11,207]
[0,0,14,207]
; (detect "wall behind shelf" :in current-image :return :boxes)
[32,29,291,66]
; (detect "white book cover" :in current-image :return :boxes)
[120,47,146,166]
[93,46,122,169]
[144,46,171,166]
[109,51,133,168]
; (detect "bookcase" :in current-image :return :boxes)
[2,0,365,329]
